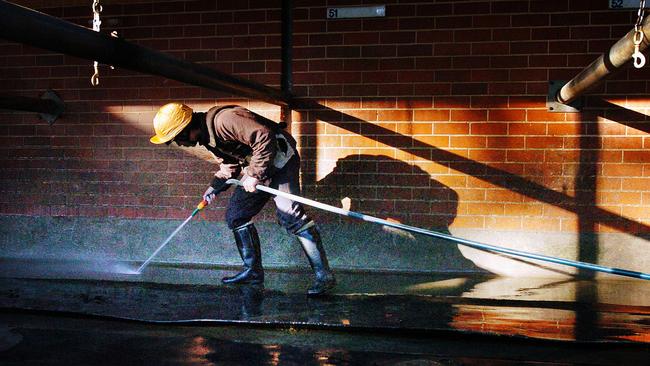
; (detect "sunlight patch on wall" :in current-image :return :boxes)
[104,101,280,163]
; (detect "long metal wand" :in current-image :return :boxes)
[135,200,207,274]
[226,179,650,281]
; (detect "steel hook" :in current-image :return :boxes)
[633,51,646,68]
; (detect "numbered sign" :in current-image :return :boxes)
[610,0,650,8]
[327,5,386,19]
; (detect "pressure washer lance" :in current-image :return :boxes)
[135,200,208,274]
[224,179,650,281]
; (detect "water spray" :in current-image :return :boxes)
[133,180,649,281]
[134,200,208,274]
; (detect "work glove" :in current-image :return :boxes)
[241,174,260,193]
[216,163,240,180]
[203,176,229,204]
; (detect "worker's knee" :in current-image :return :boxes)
[276,211,310,235]
[226,209,253,230]
[294,220,316,235]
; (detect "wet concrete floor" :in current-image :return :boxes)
[1,259,649,365]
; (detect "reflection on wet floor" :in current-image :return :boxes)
[0,314,465,366]
[0,258,649,345]
[2,311,650,366]
[1,258,650,365]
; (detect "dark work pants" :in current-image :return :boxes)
[225,155,310,234]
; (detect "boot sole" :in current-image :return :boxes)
[307,281,336,296]
[222,278,264,285]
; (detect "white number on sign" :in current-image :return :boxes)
[610,0,624,8]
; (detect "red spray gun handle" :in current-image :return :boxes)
[196,199,209,211]
[194,177,231,213]
[190,199,210,217]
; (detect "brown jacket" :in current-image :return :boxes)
[201,106,294,181]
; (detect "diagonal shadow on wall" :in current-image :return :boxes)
[293,99,650,242]
[572,98,650,341]
[575,110,599,341]
[595,99,650,133]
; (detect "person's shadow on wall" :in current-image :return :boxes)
[313,154,478,273]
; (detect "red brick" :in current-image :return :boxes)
[402,122,432,135]
[398,70,434,83]
[361,45,397,58]
[507,150,545,163]
[327,19,362,32]
[451,110,487,122]
[396,97,432,109]
[513,14,550,27]
[450,136,486,148]
[491,82,528,95]
[380,58,415,71]
[493,28,531,41]
[603,164,644,177]
[343,59,379,71]
[526,136,564,149]
[452,83,488,95]
[490,55,528,68]
[487,136,525,149]
[472,123,509,136]
[324,72,358,84]
[433,122,469,135]
[624,151,650,163]
[488,109,526,121]
[414,83,452,96]
[417,30,454,43]
[472,69,509,82]
[510,41,549,54]
[344,32,379,45]
[472,42,510,55]
[527,110,566,122]
[414,110,450,122]
[472,15,510,28]
[364,18,399,31]
[363,71,397,83]
[462,202,505,215]
[377,110,412,122]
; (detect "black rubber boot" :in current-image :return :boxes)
[222,223,264,285]
[296,224,336,296]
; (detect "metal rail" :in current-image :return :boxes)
[557,11,650,105]
[0,1,289,107]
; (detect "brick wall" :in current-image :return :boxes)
[2,0,650,240]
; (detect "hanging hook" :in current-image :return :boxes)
[632,0,647,68]
[90,0,103,86]
[633,26,646,68]
[633,50,646,68]
[91,61,100,86]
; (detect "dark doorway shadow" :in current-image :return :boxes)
[313,154,478,273]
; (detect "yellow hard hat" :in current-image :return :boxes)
[150,103,193,144]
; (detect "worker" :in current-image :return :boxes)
[149,103,336,296]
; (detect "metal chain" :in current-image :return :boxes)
[632,0,646,68]
[91,0,102,85]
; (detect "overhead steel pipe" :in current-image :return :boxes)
[0,94,59,115]
[0,90,64,124]
[557,13,650,105]
[0,1,289,107]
